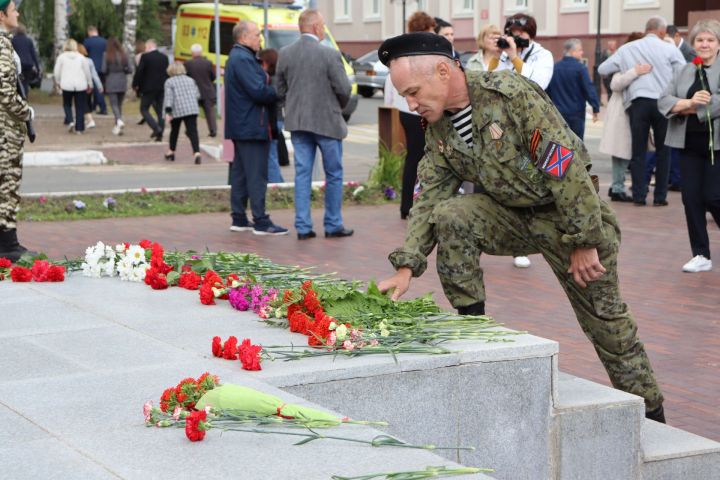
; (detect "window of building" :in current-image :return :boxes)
[364,0,380,21]
[334,0,351,23]
[624,0,660,7]
[416,0,426,10]
[453,0,475,18]
[560,0,589,12]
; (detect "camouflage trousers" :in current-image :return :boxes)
[0,141,23,230]
[429,193,664,410]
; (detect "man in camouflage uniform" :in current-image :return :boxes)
[376,32,665,422]
[0,0,33,262]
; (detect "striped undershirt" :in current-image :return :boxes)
[449,105,473,147]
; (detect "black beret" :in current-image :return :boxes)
[378,32,454,67]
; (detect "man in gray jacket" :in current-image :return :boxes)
[276,9,353,240]
[598,16,685,207]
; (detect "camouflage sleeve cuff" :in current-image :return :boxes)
[559,224,605,249]
[388,249,428,277]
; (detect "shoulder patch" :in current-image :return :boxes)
[539,141,574,179]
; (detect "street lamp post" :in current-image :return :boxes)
[214,0,221,118]
[593,0,603,99]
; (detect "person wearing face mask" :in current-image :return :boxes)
[494,13,554,91]
[658,19,720,273]
[0,0,35,261]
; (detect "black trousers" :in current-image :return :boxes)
[628,98,669,203]
[679,147,720,258]
[399,111,425,217]
[140,90,165,136]
[62,90,87,131]
[230,140,270,228]
[169,115,200,153]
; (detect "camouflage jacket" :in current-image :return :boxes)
[0,30,30,141]
[389,71,606,277]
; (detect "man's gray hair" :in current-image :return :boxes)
[299,9,322,32]
[390,55,457,79]
[190,43,202,54]
[233,20,254,43]
[563,38,582,55]
[688,19,720,46]
[646,16,667,32]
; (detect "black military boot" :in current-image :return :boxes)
[0,229,31,263]
[645,405,666,424]
[457,302,486,316]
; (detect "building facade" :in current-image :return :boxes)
[315,0,702,75]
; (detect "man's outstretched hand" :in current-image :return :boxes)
[378,267,413,301]
[568,247,606,288]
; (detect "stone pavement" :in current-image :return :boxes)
[17,191,720,442]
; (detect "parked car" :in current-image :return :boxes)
[352,50,388,98]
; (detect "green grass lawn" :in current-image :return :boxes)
[20,185,398,222]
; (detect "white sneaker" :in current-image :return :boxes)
[67,122,75,133]
[111,125,121,135]
[86,119,96,129]
[682,255,712,273]
[117,119,125,128]
[513,256,531,268]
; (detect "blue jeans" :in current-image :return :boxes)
[645,148,681,187]
[268,120,285,183]
[230,140,271,228]
[290,131,344,234]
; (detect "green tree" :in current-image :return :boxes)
[136,0,162,43]
[67,0,124,43]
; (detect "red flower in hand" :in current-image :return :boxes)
[238,338,263,371]
[185,410,208,442]
[10,266,32,282]
[692,56,704,66]
[0,258,11,268]
[47,265,65,282]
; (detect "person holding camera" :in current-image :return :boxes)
[494,13,554,91]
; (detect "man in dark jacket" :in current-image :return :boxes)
[225,21,287,236]
[546,38,599,140]
[184,43,217,137]
[83,26,107,115]
[132,39,168,141]
[11,24,38,95]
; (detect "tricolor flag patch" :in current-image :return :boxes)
[539,141,574,179]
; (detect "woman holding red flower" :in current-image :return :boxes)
[659,19,720,273]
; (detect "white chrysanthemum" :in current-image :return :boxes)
[117,258,133,281]
[115,244,126,253]
[126,245,146,265]
[102,259,116,277]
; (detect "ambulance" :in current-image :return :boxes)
[174,2,358,120]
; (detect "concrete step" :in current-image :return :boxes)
[552,373,645,480]
[641,420,720,480]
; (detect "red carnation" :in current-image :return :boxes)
[211,336,223,357]
[139,239,153,249]
[692,56,704,66]
[303,290,324,315]
[199,284,215,305]
[289,311,311,334]
[238,338,263,371]
[145,269,168,290]
[202,270,223,286]
[47,265,65,282]
[222,336,239,360]
[225,274,240,287]
[0,258,12,268]
[10,266,32,282]
[179,271,202,290]
[160,387,175,412]
[185,410,208,442]
[31,260,50,282]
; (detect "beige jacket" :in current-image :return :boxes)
[598,69,639,160]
